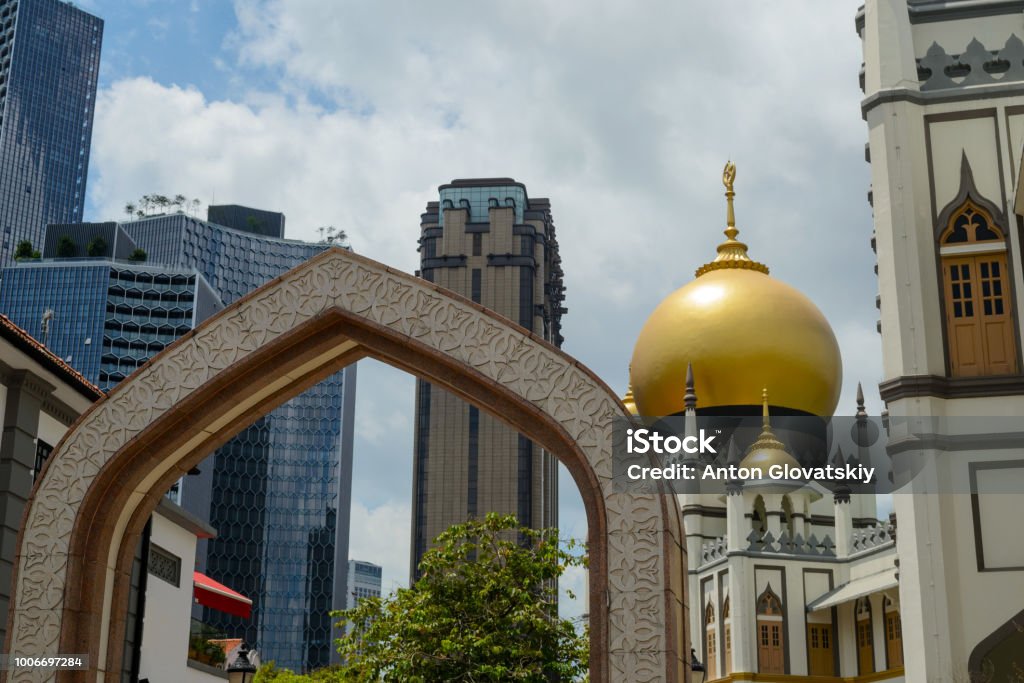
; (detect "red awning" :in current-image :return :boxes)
[193,571,252,619]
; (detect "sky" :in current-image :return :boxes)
[76,0,878,618]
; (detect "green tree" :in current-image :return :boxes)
[127,248,147,263]
[56,236,77,258]
[13,240,39,260]
[333,513,588,682]
[86,236,108,257]
[254,663,344,682]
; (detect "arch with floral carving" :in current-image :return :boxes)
[4,248,687,682]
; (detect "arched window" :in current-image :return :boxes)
[752,495,767,534]
[856,597,874,674]
[705,600,717,680]
[722,597,732,675]
[756,586,785,674]
[781,495,795,538]
[883,595,903,669]
[939,196,1018,377]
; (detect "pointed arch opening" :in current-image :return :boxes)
[756,585,785,674]
[704,599,717,680]
[936,158,1020,377]
[4,249,687,682]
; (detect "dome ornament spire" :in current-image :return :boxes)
[696,162,770,277]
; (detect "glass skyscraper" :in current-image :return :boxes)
[122,211,357,672]
[0,0,102,266]
[0,210,357,672]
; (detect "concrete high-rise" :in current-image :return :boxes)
[0,0,102,266]
[411,178,565,578]
[342,560,382,636]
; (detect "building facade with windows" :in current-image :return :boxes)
[858,1,1024,679]
[0,209,358,672]
[121,209,358,671]
[412,178,565,578]
[342,560,382,636]
[0,313,102,648]
[0,0,102,266]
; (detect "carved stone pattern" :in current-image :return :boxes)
[851,522,895,553]
[10,251,673,682]
[918,35,1024,91]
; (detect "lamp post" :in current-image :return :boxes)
[227,646,257,683]
[691,647,707,683]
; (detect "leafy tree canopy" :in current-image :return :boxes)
[255,513,588,682]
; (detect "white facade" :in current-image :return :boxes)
[682,415,904,682]
[138,500,225,683]
[859,1,1024,681]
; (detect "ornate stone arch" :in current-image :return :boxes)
[3,248,687,682]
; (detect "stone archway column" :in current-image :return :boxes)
[5,248,687,682]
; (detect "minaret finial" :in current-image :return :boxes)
[723,160,737,231]
[696,162,769,277]
[684,362,697,411]
[762,387,770,428]
[856,382,867,418]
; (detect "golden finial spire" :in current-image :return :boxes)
[695,161,770,277]
[744,386,787,455]
[761,386,770,428]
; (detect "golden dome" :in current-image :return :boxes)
[739,389,801,472]
[630,163,841,417]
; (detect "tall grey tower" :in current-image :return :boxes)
[0,0,102,265]
[411,178,566,577]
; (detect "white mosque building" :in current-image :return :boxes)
[621,3,1024,681]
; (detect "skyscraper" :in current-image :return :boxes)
[0,0,102,266]
[411,178,565,578]
[342,560,382,636]
[0,209,357,672]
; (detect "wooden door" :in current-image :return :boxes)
[706,627,716,680]
[723,623,732,675]
[944,254,1018,376]
[807,623,834,675]
[886,612,904,668]
[857,618,874,673]
[757,620,784,673]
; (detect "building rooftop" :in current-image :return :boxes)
[0,314,103,400]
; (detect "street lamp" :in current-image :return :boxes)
[227,646,257,683]
[690,647,706,683]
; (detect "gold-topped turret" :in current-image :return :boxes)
[695,162,770,277]
[739,388,801,471]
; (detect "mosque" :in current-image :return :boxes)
[617,3,1024,681]
[623,164,902,681]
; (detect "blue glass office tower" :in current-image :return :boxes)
[0,211,357,672]
[0,0,102,266]
[122,210,357,672]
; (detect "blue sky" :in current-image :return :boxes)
[75,0,880,616]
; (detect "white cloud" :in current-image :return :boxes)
[87,0,886,609]
[347,500,412,595]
